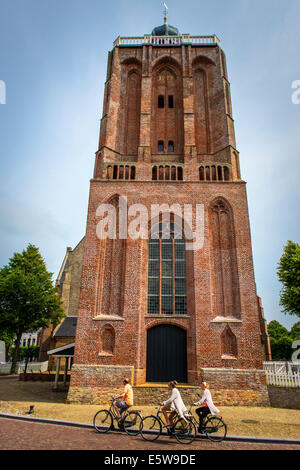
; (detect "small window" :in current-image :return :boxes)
[224,166,230,181]
[158,95,164,108]
[152,166,158,180]
[113,165,118,180]
[130,166,136,180]
[158,141,164,152]
[168,95,174,108]
[177,167,183,181]
[168,141,174,153]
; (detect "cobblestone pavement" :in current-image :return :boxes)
[0,418,299,451]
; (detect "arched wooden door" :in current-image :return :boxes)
[146,325,187,383]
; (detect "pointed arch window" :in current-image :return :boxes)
[221,326,237,359]
[101,325,115,355]
[148,219,187,316]
[168,95,174,108]
[158,141,164,152]
[168,141,174,152]
[158,95,165,108]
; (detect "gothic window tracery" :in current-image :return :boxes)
[147,218,187,316]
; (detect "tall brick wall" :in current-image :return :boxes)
[68,28,270,406]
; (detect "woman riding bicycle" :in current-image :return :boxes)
[160,380,188,433]
[113,377,133,420]
[193,382,220,433]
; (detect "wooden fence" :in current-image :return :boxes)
[265,371,300,388]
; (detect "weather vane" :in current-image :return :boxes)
[163,2,168,24]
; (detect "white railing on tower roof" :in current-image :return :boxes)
[113,34,220,48]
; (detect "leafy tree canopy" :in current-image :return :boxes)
[267,320,289,340]
[0,244,64,372]
[290,321,300,340]
[277,240,300,318]
[0,328,15,360]
[267,320,300,361]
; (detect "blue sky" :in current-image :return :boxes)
[0,0,299,329]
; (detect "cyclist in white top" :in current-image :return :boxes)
[160,380,187,431]
[193,382,220,433]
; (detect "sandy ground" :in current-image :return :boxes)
[0,378,300,440]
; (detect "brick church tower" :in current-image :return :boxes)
[68,17,270,406]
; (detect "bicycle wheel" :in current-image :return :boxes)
[123,411,143,436]
[173,417,197,444]
[140,415,162,441]
[93,410,113,433]
[204,416,227,442]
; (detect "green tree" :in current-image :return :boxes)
[267,320,289,339]
[0,244,64,374]
[277,241,300,318]
[10,345,39,362]
[290,322,300,341]
[267,320,292,360]
[267,320,300,361]
[0,328,16,362]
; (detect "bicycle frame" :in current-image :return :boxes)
[187,404,201,427]
[154,404,189,427]
[107,397,129,423]
[187,404,227,441]
[94,398,143,437]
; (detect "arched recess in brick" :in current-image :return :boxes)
[96,195,126,318]
[192,56,215,155]
[231,151,241,180]
[101,324,115,355]
[151,57,184,156]
[193,66,211,154]
[209,198,241,319]
[125,70,141,155]
[118,59,142,156]
[221,325,237,358]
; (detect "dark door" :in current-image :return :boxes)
[146,325,187,383]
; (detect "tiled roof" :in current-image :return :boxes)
[54,317,77,337]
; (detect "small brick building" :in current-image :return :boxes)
[67,19,271,405]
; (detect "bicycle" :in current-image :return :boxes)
[188,404,227,442]
[93,397,143,436]
[140,403,197,444]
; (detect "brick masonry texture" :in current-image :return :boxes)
[67,29,271,406]
[267,386,300,410]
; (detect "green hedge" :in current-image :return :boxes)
[10,345,39,361]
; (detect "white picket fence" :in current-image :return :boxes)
[265,371,300,387]
[263,362,300,388]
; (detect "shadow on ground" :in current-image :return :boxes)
[0,377,67,404]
